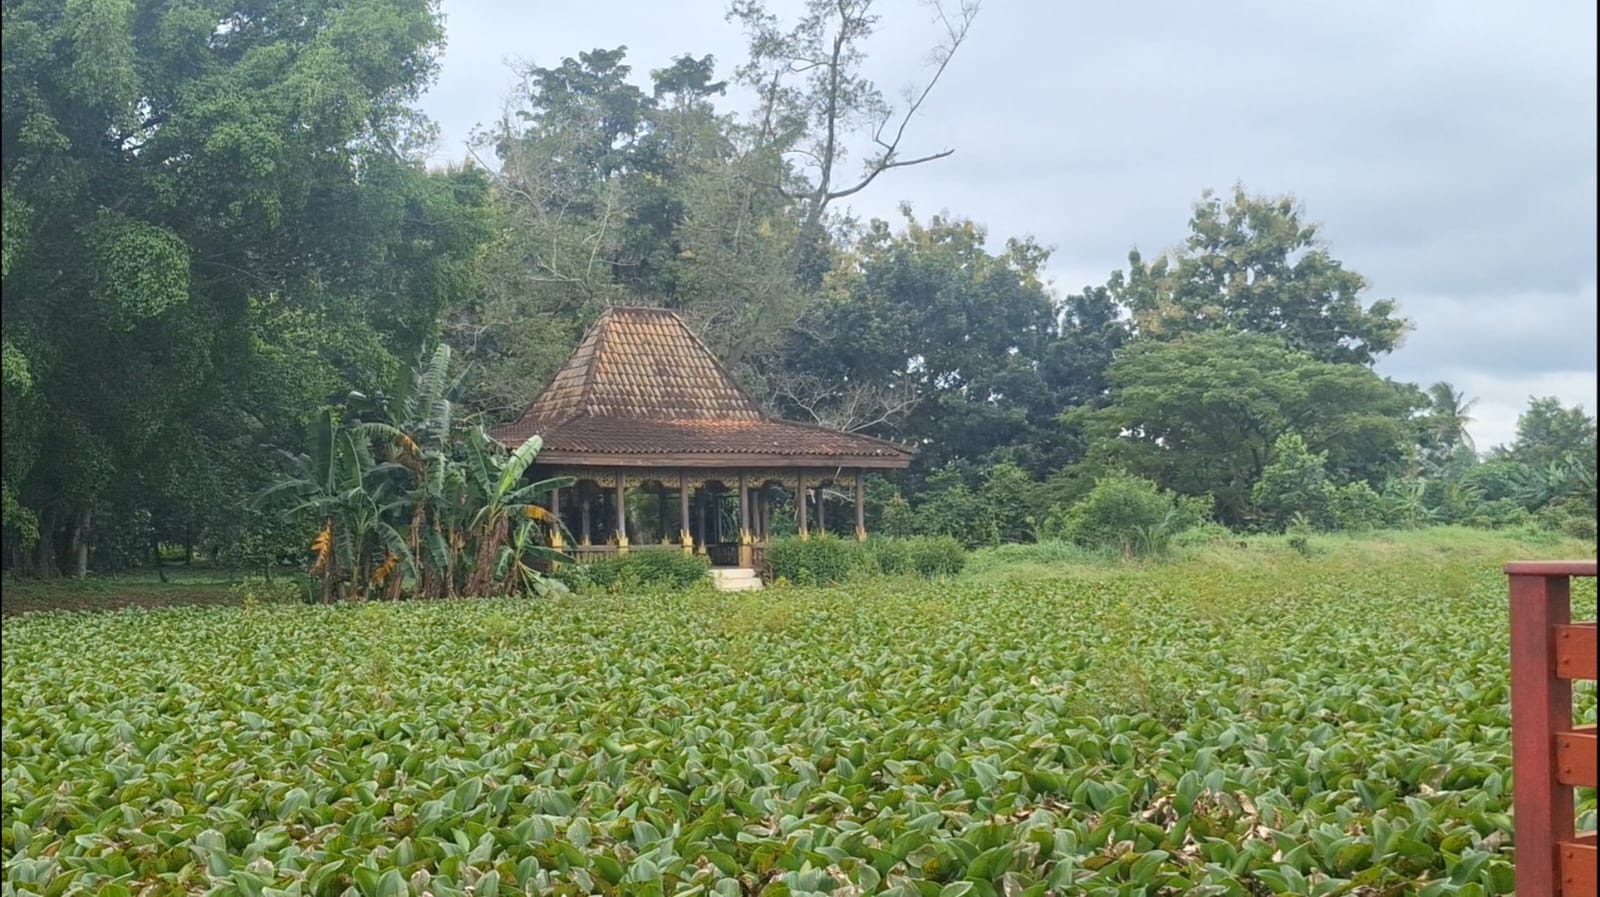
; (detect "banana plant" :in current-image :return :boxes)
[255,411,415,602]
[257,346,570,601]
[461,429,573,596]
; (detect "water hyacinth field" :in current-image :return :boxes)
[3,538,1595,897]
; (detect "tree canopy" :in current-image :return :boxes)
[2,0,1592,575]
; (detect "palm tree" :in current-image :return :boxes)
[1426,381,1479,454]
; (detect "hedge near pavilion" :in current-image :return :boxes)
[491,307,915,568]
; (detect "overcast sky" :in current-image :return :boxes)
[419,0,1598,450]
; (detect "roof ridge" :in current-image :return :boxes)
[577,307,612,415]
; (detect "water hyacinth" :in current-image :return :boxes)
[2,550,1594,896]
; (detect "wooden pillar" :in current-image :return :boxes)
[697,491,708,554]
[1509,569,1574,897]
[579,487,592,546]
[548,487,564,549]
[679,472,692,554]
[796,474,809,539]
[738,472,752,567]
[614,477,628,552]
[817,483,827,534]
[854,470,866,542]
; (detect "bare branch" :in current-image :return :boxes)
[825,149,953,201]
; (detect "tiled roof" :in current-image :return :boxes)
[492,307,914,465]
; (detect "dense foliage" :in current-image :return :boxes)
[2,0,1595,578]
[1,0,490,576]
[762,535,967,585]
[255,347,570,602]
[4,538,1593,895]
[560,551,713,593]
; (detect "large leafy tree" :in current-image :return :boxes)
[449,47,805,419]
[1501,396,1597,468]
[1111,187,1408,365]
[771,211,1059,474]
[1,0,489,574]
[1076,332,1419,525]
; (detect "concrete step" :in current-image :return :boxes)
[708,567,764,591]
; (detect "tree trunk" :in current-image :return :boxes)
[34,507,59,578]
[70,509,91,578]
[151,540,167,583]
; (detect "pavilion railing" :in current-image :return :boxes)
[1508,560,1597,897]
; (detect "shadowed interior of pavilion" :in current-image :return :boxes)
[491,307,916,569]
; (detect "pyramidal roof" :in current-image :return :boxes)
[513,306,762,426]
[492,306,914,468]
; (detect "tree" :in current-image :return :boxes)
[1251,433,1335,531]
[729,0,981,280]
[1503,396,1597,468]
[1421,381,1479,458]
[1075,332,1418,525]
[1048,472,1207,558]
[451,46,804,419]
[1,0,491,574]
[770,210,1059,472]
[1110,187,1408,365]
[259,348,571,601]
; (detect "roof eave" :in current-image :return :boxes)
[533,450,914,469]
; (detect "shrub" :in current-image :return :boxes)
[865,537,912,575]
[1252,433,1334,531]
[230,575,307,607]
[1330,481,1385,532]
[915,467,999,548]
[763,535,860,586]
[1054,473,1207,557]
[579,551,710,592]
[904,535,966,577]
[1537,501,1598,541]
[878,493,918,538]
[1467,498,1533,530]
[980,462,1039,543]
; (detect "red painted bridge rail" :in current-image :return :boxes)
[1507,560,1598,897]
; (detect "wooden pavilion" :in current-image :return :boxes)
[491,307,915,568]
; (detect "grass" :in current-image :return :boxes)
[1,530,1593,895]
[0,566,304,616]
[962,525,1593,582]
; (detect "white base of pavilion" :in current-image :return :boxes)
[708,567,764,592]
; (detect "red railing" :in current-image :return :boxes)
[1508,560,1598,897]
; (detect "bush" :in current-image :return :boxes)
[763,535,861,586]
[230,575,307,607]
[1330,481,1385,532]
[1537,501,1598,542]
[915,467,999,548]
[1052,472,1207,557]
[576,551,710,593]
[903,536,966,577]
[760,536,968,585]
[1252,433,1334,531]
[865,537,912,575]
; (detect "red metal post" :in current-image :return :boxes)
[1508,560,1597,897]
[1510,570,1573,897]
